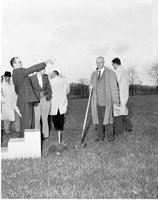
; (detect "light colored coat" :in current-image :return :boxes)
[49,76,70,115]
[1,80,21,121]
[114,66,129,116]
[90,67,119,125]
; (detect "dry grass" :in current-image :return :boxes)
[1,95,158,199]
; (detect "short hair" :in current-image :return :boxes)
[97,56,105,62]
[10,57,18,67]
[112,57,121,65]
[53,70,59,76]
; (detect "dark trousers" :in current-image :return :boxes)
[52,109,64,131]
[18,102,35,137]
[114,115,133,136]
[48,115,54,131]
[96,106,114,141]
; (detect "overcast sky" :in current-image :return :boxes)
[1,0,158,85]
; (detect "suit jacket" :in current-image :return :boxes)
[12,62,46,106]
[90,67,119,125]
[30,74,52,102]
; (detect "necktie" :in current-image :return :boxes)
[98,71,101,79]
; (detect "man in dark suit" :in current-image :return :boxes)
[10,57,54,138]
[30,68,52,140]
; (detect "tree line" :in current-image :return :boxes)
[68,63,158,98]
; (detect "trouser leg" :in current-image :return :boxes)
[4,120,11,133]
[14,111,20,132]
[48,115,53,131]
[96,106,105,140]
[113,116,124,136]
[18,102,34,137]
[105,124,114,141]
[58,113,64,130]
[52,114,59,130]
[52,109,64,131]
[1,120,4,144]
[1,120,4,132]
[34,102,41,130]
[10,121,16,133]
[123,115,133,131]
[41,97,51,138]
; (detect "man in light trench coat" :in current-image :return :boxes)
[1,71,21,134]
[112,57,133,135]
[90,56,119,142]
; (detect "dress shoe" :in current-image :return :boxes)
[94,138,101,143]
[108,138,114,143]
[94,124,98,130]
[124,128,133,132]
[44,138,49,142]
[127,129,133,132]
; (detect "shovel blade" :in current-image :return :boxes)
[81,142,87,148]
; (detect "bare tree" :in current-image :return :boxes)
[128,66,138,85]
[78,78,90,97]
[148,63,158,85]
[127,67,139,95]
[78,78,90,85]
[138,80,143,85]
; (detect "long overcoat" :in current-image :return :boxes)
[113,66,129,116]
[1,80,21,121]
[90,67,119,125]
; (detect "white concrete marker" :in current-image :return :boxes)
[1,129,41,159]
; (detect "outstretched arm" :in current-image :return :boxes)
[23,60,54,76]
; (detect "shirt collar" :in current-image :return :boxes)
[98,67,105,74]
[3,80,11,85]
[115,65,122,72]
[37,73,42,78]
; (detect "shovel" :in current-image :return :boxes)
[80,88,93,148]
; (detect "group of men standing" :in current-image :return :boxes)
[1,57,70,143]
[1,56,132,145]
[90,56,133,143]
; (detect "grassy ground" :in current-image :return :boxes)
[1,95,158,199]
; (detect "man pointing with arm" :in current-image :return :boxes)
[10,57,54,138]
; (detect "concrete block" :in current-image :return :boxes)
[24,129,41,158]
[1,129,41,159]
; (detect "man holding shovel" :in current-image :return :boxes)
[90,56,119,142]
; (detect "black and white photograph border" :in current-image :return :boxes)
[1,0,158,199]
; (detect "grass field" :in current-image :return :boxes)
[1,95,158,199]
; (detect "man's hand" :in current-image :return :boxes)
[45,59,54,65]
[114,101,120,107]
[89,84,93,91]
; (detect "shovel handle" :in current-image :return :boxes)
[82,88,93,137]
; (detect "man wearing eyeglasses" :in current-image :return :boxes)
[10,57,54,138]
[90,56,119,143]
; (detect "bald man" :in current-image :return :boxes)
[90,56,119,142]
